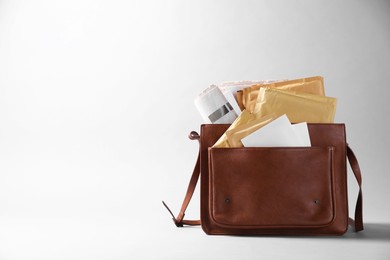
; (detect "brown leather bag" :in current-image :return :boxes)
[163,123,363,235]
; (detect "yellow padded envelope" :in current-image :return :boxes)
[242,76,325,113]
[225,113,276,148]
[213,110,258,148]
[254,88,337,123]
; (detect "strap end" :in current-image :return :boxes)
[162,200,184,227]
[349,217,364,232]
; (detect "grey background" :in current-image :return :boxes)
[0,0,389,259]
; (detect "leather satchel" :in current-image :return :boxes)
[163,123,363,235]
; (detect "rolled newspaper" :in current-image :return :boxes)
[194,85,238,124]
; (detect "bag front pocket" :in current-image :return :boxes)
[208,147,335,229]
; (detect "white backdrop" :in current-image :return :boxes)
[0,0,389,259]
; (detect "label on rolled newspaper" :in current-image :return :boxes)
[194,85,238,124]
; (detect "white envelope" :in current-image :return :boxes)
[241,114,311,147]
[292,122,311,146]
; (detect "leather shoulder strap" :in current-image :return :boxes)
[347,144,364,232]
[162,131,201,227]
[163,135,364,232]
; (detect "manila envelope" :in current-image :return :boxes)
[254,88,337,123]
[213,109,257,148]
[242,76,325,113]
[225,113,276,147]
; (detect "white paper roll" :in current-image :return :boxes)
[194,85,238,124]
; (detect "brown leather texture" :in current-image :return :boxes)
[200,124,349,235]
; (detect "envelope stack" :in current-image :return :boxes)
[194,76,337,148]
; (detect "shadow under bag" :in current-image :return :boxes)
[163,123,363,235]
